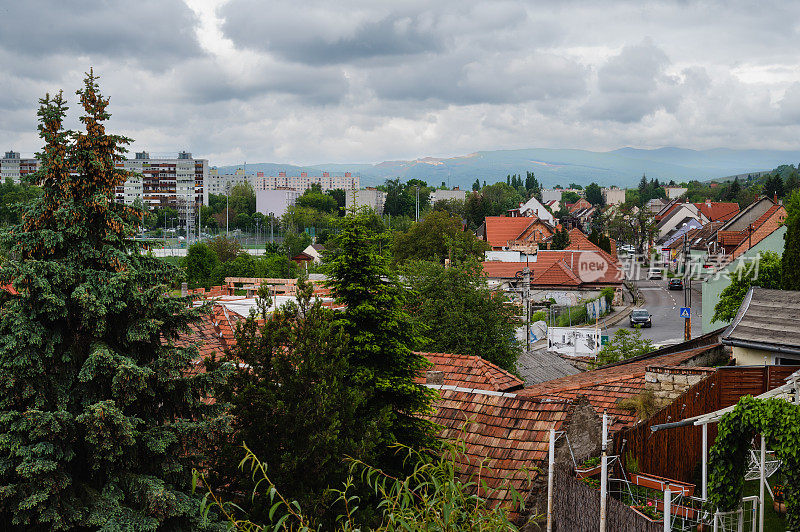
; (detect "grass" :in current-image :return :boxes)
[741,479,786,532]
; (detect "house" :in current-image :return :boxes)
[566,197,592,213]
[701,197,788,333]
[476,216,555,251]
[482,249,622,305]
[721,288,800,365]
[299,243,325,263]
[542,188,583,204]
[509,196,556,225]
[664,186,688,200]
[656,200,740,241]
[417,352,524,392]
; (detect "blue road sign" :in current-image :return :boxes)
[679,307,691,319]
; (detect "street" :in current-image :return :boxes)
[605,277,703,346]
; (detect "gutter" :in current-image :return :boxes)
[721,337,800,357]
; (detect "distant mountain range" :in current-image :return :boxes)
[216,147,800,189]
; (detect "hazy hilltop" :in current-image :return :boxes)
[217,147,800,188]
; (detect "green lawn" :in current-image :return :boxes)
[741,479,786,532]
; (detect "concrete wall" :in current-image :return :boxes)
[701,226,786,333]
[602,188,626,205]
[345,188,386,214]
[431,188,466,203]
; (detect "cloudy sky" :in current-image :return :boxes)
[2,0,800,165]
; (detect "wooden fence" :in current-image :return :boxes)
[613,365,800,483]
[551,465,661,532]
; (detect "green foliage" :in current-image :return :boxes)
[0,178,41,225]
[584,182,603,206]
[561,191,581,204]
[324,210,437,465]
[636,174,666,206]
[403,260,521,372]
[712,251,782,323]
[600,287,615,307]
[464,183,523,229]
[0,73,226,529]
[383,178,430,218]
[432,197,466,217]
[594,328,654,367]
[783,189,800,290]
[229,181,256,216]
[708,397,800,531]
[210,278,375,526]
[280,230,312,258]
[184,242,220,288]
[394,211,488,264]
[207,233,242,263]
[297,187,339,214]
[197,435,534,531]
[550,228,571,250]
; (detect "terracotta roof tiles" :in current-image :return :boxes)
[417,352,524,392]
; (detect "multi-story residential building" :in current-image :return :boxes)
[541,188,583,203]
[345,187,386,215]
[206,168,254,196]
[1,151,38,183]
[115,151,208,230]
[255,189,301,218]
[256,171,359,192]
[601,187,626,206]
[430,187,466,203]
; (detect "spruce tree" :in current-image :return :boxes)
[783,190,800,290]
[324,210,436,462]
[0,73,225,529]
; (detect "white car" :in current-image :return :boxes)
[647,268,663,280]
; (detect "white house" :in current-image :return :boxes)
[517,196,556,225]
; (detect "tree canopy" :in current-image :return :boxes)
[712,251,782,324]
[394,211,488,264]
[0,72,225,530]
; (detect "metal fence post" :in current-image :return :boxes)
[663,489,671,532]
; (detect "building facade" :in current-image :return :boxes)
[1,151,38,183]
[601,187,626,206]
[206,168,254,196]
[345,188,386,215]
[256,171,359,192]
[430,187,466,203]
[115,151,209,230]
[255,189,301,218]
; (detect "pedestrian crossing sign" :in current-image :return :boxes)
[679,307,691,319]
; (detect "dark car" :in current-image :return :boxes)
[630,309,652,328]
[668,278,684,290]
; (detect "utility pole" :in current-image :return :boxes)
[226,181,230,236]
[684,234,692,341]
[523,257,531,351]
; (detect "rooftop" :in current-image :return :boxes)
[723,288,800,354]
[416,352,524,392]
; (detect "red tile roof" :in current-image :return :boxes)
[565,228,618,262]
[482,216,552,249]
[417,352,524,392]
[517,344,721,431]
[695,202,740,222]
[430,389,576,507]
[482,250,622,287]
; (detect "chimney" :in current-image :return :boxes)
[301,171,308,178]
[705,199,711,207]
[323,171,329,177]
[345,172,352,178]
[425,370,444,385]
[279,171,286,177]
[774,192,778,203]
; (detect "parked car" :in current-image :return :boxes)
[630,309,652,328]
[668,278,684,290]
[647,268,663,280]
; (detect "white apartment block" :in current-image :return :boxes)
[345,187,386,215]
[256,171,359,192]
[207,168,254,196]
[541,188,584,203]
[1,151,38,183]
[115,151,208,229]
[430,187,466,203]
[256,189,301,218]
[601,187,626,205]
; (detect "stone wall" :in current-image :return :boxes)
[645,365,716,407]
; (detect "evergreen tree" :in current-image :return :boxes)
[585,182,604,206]
[728,176,741,201]
[472,178,480,191]
[211,279,374,527]
[0,73,225,529]
[550,228,571,250]
[783,190,800,290]
[324,211,437,463]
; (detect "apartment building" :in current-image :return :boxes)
[345,187,386,215]
[256,189,301,218]
[206,168,254,196]
[256,171,359,192]
[115,151,209,229]
[0,151,38,183]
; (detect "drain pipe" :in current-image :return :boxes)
[600,411,608,532]
[547,428,555,532]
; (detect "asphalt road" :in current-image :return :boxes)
[605,277,703,346]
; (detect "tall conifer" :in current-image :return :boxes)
[0,72,224,529]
